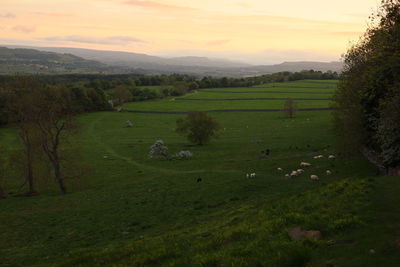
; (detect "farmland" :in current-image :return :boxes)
[0,80,399,266]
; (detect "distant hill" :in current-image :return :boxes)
[1,45,343,76]
[0,47,130,74]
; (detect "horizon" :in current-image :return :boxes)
[1,0,379,64]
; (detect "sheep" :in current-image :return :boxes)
[250,173,257,178]
[310,175,319,181]
[297,169,304,174]
[326,170,332,175]
[285,174,290,178]
[277,167,283,171]
[328,155,336,160]
[290,170,299,177]
[300,162,312,167]
[246,173,249,179]
[313,155,324,159]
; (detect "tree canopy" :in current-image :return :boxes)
[333,0,400,169]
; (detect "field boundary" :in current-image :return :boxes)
[120,107,335,114]
[176,97,332,101]
[202,90,333,94]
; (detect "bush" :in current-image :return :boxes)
[171,150,193,160]
[125,120,133,128]
[176,111,220,145]
[149,140,168,159]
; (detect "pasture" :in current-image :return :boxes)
[0,80,399,266]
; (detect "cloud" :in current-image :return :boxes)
[206,40,230,46]
[237,2,252,8]
[39,35,146,46]
[123,0,196,11]
[32,12,74,17]
[12,25,36,33]
[0,13,16,19]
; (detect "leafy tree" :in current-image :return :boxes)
[176,111,220,145]
[333,0,400,169]
[113,85,133,106]
[283,98,298,118]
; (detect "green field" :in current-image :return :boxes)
[1,80,399,266]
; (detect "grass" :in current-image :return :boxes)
[0,80,399,266]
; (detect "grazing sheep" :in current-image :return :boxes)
[250,173,256,178]
[313,155,324,159]
[297,169,304,174]
[326,170,332,175]
[246,173,250,179]
[277,167,283,171]
[285,174,290,178]
[328,155,336,160]
[290,171,299,177]
[310,175,319,181]
[300,162,312,167]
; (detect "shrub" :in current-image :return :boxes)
[125,120,133,128]
[149,140,168,159]
[171,150,193,160]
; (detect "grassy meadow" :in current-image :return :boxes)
[0,80,399,266]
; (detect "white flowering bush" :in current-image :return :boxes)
[149,140,168,159]
[172,150,193,160]
[126,120,133,128]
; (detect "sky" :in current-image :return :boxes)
[0,0,380,64]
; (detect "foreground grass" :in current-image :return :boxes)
[61,177,400,267]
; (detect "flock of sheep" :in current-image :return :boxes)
[246,154,336,181]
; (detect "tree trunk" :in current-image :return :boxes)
[0,185,6,199]
[53,161,66,194]
[27,151,36,195]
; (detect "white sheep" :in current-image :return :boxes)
[300,162,312,167]
[310,175,319,181]
[277,167,283,171]
[313,155,324,159]
[328,155,336,160]
[246,173,249,179]
[285,174,290,178]
[250,173,256,178]
[297,169,304,174]
[326,170,332,175]
[290,170,299,177]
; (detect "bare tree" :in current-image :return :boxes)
[35,86,78,194]
[0,153,7,199]
[5,76,44,195]
[283,98,298,118]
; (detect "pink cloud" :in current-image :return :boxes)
[123,0,196,11]
[0,13,16,19]
[12,25,36,34]
[206,40,230,46]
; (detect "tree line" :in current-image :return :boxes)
[333,0,400,174]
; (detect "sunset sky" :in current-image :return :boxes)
[0,0,379,64]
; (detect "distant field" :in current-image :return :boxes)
[123,80,335,112]
[1,80,399,266]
